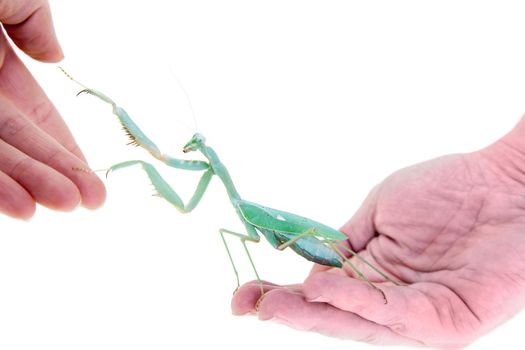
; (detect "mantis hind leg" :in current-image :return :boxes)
[333,241,400,286]
[329,241,393,304]
[219,228,262,295]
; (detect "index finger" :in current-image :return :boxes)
[0,32,85,162]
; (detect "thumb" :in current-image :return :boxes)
[2,1,63,62]
[340,184,380,251]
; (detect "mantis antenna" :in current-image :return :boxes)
[59,66,88,91]
[166,65,199,133]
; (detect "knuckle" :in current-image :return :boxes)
[29,100,54,126]
[388,321,407,334]
[44,148,67,169]
[0,115,28,138]
[8,157,35,180]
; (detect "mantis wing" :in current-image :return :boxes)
[256,227,343,267]
[238,201,347,267]
[237,201,347,240]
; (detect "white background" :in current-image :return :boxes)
[2,1,525,349]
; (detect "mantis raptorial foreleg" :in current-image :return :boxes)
[107,160,213,213]
[78,88,209,172]
[219,228,262,294]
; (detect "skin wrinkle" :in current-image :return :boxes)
[382,160,485,271]
[424,194,486,271]
[0,113,29,138]
[27,98,54,126]
[416,285,480,345]
[384,221,454,274]
[8,155,34,181]
[0,54,27,103]
[506,193,525,214]
[393,285,445,339]
[414,202,461,258]
[364,238,400,282]
[445,296,463,340]
[311,297,419,346]
[486,140,525,187]
[445,284,482,324]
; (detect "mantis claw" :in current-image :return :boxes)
[76,88,90,97]
[72,166,93,174]
[255,290,266,312]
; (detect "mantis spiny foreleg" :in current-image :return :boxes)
[75,87,209,172]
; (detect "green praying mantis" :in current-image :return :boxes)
[61,68,399,303]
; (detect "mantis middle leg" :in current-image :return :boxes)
[219,226,263,295]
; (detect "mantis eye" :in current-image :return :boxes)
[194,133,206,144]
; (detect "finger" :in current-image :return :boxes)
[340,184,381,251]
[0,138,80,211]
[308,263,333,275]
[232,280,298,315]
[0,170,35,219]
[256,287,422,346]
[303,272,479,346]
[1,0,63,62]
[0,97,106,209]
[0,34,85,161]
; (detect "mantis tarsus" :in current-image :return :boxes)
[62,68,399,303]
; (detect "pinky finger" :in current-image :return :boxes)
[0,170,35,219]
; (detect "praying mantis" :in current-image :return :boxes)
[62,68,398,302]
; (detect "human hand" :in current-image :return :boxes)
[232,117,525,348]
[0,0,105,219]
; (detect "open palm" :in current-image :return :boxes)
[232,133,525,348]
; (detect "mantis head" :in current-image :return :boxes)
[183,133,206,153]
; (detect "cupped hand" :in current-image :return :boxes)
[0,0,105,219]
[232,119,525,348]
